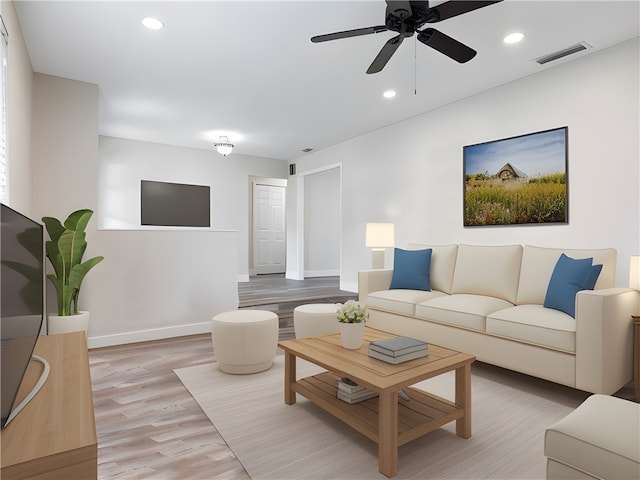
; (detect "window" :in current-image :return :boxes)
[0,16,7,203]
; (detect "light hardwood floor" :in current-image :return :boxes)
[90,334,249,479]
[89,334,634,479]
[91,274,349,479]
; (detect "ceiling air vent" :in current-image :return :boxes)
[536,42,592,65]
[301,148,313,153]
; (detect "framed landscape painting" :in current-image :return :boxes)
[463,127,568,226]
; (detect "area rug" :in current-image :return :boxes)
[175,354,589,479]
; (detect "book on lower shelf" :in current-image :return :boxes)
[336,378,378,403]
[369,336,428,357]
[368,346,428,364]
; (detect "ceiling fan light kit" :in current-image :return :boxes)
[311,0,503,74]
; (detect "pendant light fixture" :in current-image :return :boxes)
[214,135,234,156]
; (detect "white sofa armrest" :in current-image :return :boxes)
[358,269,393,303]
[575,288,640,394]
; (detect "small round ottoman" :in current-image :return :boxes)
[211,310,279,374]
[293,303,339,339]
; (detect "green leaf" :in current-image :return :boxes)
[42,216,65,244]
[63,209,93,233]
[58,229,88,277]
[68,256,104,291]
[68,256,103,314]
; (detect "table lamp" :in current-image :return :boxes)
[630,255,640,290]
[365,223,394,269]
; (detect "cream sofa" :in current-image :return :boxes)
[358,244,640,394]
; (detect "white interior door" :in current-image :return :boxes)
[253,184,286,274]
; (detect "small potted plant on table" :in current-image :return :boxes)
[336,300,368,349]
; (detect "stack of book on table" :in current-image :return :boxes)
[337,377,378,404]
[368,336,428,364]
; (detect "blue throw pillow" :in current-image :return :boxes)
[583,263,603,290]
[544,254,601,317]
[390,248,432,291]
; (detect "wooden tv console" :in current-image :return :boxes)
[1,331,97,479]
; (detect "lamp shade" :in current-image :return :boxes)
[365,223,395,248]
[630,256,640,290]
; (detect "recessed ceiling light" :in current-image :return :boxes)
[142,17,163,30]
[504,32,525,44]
[383,90,396,99]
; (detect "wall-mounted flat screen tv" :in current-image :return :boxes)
[141,180,211,227]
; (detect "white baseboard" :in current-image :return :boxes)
[303,269,340,278]
[237,274,250,283]
[285,270,304,280]
[87,321,212,349]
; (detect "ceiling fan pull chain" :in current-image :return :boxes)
[414,36,418,95]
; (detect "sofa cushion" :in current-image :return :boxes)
[450,244,523,303]
[516,245,616,305]
[544,254,602,318]
[415,294,514,332]
[544,394,640,480]
[390,248,432,291]
[407,244,458,294]
[367,289,446,317]
[487,304,576,352]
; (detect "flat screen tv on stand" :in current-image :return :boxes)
[0,203,50,430]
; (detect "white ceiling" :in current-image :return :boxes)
[14,1,640,161]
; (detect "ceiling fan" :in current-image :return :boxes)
[311,0,503,74]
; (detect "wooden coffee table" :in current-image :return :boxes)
[278,327,475,478]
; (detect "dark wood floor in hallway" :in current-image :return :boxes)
[239,274,357,337]
[238,274,354,306]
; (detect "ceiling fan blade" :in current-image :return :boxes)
[367,35,404,74]
[311,26,388,43]
[417,28,477,63]
[426,0,503,23]
[385,0,413,18]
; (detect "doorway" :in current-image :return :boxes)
[252,181,286,275]
[304,167,340,277]
[291,163,342,281]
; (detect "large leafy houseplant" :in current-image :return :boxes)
[42,209,104,316]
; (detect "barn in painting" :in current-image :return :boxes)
[496,163,528,182]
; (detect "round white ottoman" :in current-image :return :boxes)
[211,310,279,374]
[293,303,339,339]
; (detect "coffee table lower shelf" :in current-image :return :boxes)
[294,371,464,448]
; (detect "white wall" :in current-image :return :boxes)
[84,229,239,347]
[97,136,287,279]
[28,74,286,347]
[10,0,639,344]
[304,166,340,277]
[1,0,33,214]
[289,39,640,292]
